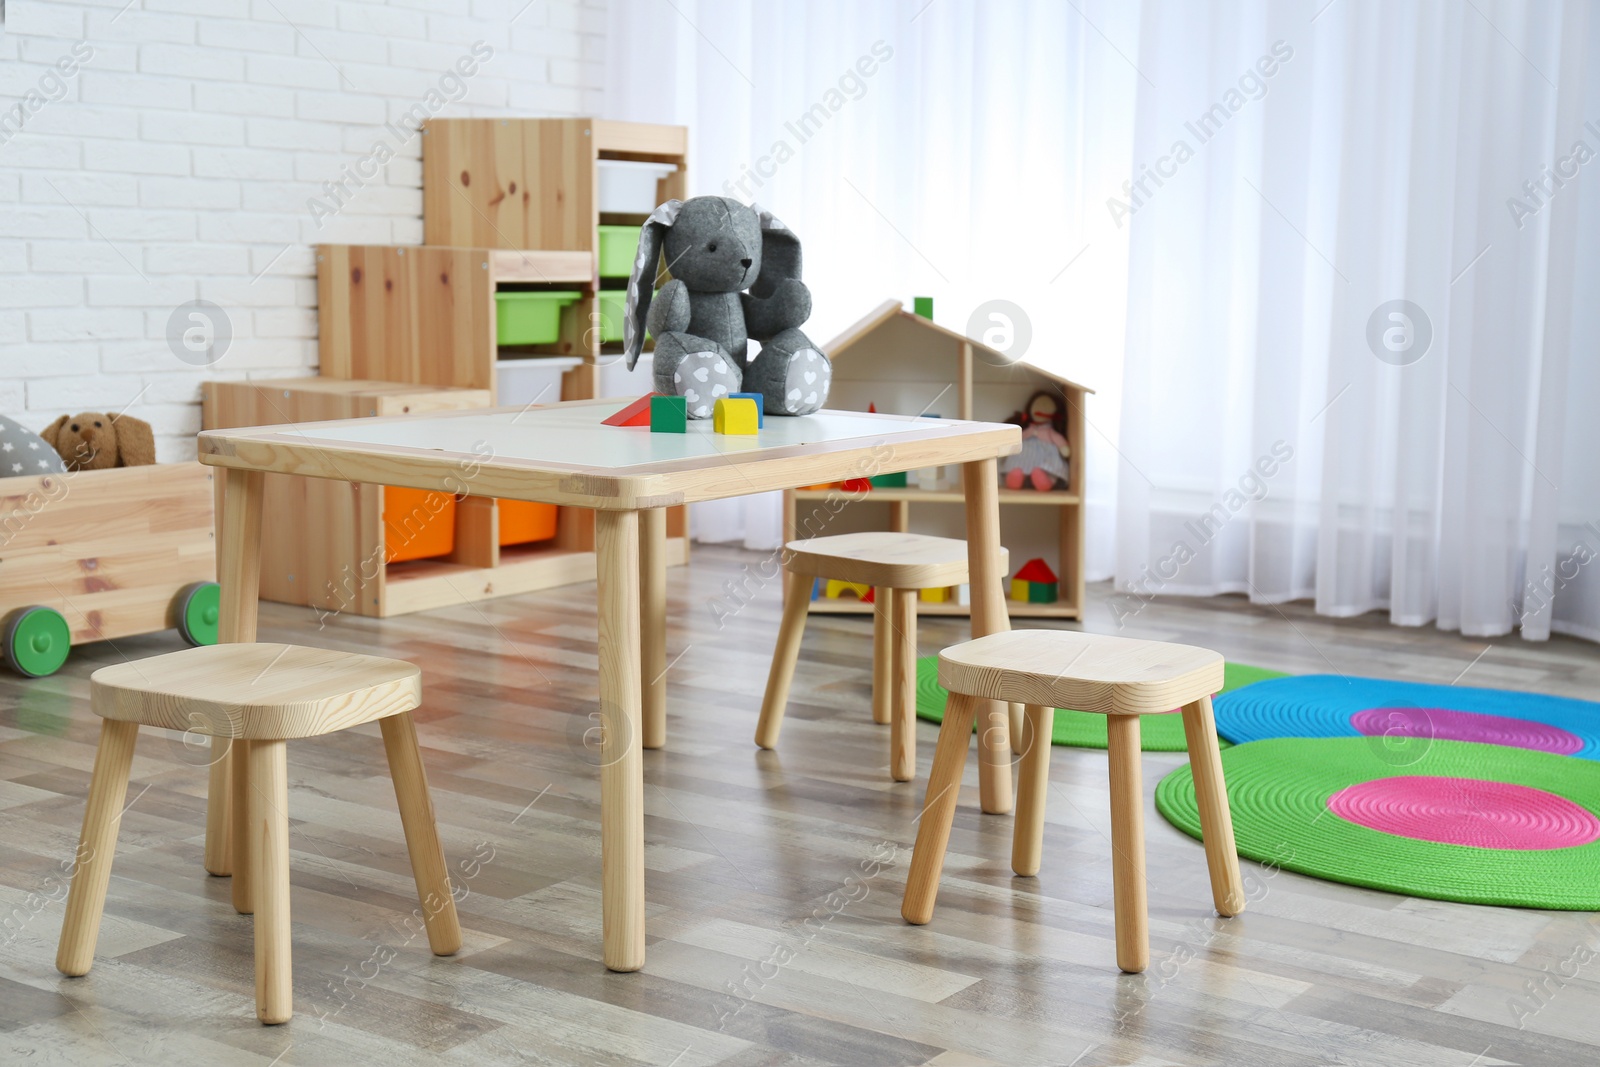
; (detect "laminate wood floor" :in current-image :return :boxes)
[3,545,1598,1066]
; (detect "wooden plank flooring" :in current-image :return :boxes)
[3,543,1599,1065]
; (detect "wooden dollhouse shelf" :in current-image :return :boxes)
[792,488,1081,506]
[784,299,1092,622]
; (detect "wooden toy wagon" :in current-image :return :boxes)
[0,463,220,677]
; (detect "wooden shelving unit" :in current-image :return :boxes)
[784,300,1092,621]
[204,119,692,618]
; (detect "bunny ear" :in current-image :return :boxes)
[623,199,682,370]
[750,206,801,300]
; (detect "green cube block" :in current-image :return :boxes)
[913,296,933,319]
[1028,580,1059,604]
[869,472,908,488]
[650,394,687,433]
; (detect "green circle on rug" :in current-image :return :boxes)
[1155,736,1600,909]
[914,655,1285,750]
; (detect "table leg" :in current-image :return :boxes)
[640,508,667,750]
[207,469,264,879]
[961,459,1014,815]
[597,509,645,972]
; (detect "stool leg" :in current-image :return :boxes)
[56,719,140,977]
[889,589,916,782]
[901,692,978,924]
[976,698,1013,816]
[1011,704,1055,877]
[204,738,232,876]
[231,739,253,914]
[1181,695,1246,917]
[871,587,892,725]
[249,739,292,1024]
[380,712,463,956]
[1107,715,1148,973]
[755,575,811,749]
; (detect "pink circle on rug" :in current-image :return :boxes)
[1328,776,1600,849]
[1350,706,1584,755]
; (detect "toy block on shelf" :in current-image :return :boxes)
[603,394,660,427]
[869,472,907,488]
[729,392,764,427]
[650,394,687,433]
[823,579,873,601]
[1011,558,1059,603]
[919,586,952,603]
[713,397,759,435]
[840,478,873,493]
[913,296,933,319]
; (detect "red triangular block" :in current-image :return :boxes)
[603,394,660,427]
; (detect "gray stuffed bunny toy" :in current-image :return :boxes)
[623,196,831,418]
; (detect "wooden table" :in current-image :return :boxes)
[197,399,1020,972]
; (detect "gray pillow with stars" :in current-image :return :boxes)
[0,414,69,478]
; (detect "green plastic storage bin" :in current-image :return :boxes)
[598,225,642,278]
[495,291,580,346]
[598,290,629,343]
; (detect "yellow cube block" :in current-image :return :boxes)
[1010,578,1030,601]
[920,586,950,603]
[713,397,759,435]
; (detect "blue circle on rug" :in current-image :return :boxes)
[1212,675,1600,762]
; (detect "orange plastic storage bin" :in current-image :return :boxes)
[384,486,457,562]
[498,499,558,545]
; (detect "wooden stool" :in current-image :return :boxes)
[901,630,1245,973]
[56,643,461,1024]
[756,532,1007,787]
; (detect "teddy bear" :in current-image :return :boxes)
[41,413,156,471]
[621,196,831,419]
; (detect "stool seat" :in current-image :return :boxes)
[783,532,1008,589]
[91,643,421,739]
[938,631,1222,716]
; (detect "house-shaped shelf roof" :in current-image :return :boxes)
[823,300,1094,396]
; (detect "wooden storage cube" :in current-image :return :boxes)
[202,378,491,613]
[421,117,687,251]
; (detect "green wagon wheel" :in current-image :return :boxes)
[3,606,71,678]
[175,581,221,646]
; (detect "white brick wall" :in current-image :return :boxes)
[0,0,605,459]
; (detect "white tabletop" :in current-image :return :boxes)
[199,400,1020,509]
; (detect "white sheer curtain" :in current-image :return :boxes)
[603,0,1135,553]
[1114,0,1600,642]
[605,0,1600,643]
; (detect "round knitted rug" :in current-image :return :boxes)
[1155,736,1600,909]
[1212,675,1600,760]
[913,656,1286,751]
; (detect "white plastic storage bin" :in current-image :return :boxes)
[598,160,678,214]
[497,356,582,408]
[597,353,653,399]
